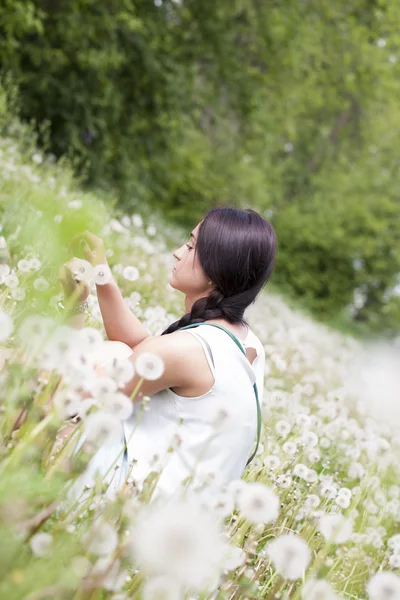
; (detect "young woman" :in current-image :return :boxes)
[62,206,277,501]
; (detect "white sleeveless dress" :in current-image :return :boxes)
[69,324,265,502]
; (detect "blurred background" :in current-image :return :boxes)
[1,0,399,338]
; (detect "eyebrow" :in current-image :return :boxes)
[190,232,196,241]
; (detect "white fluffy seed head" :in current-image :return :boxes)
[105,357,135,386]
[367,571,400,600]
[293,463,309,479]
[266,533,311,580]
[263,454,281,470]
[237,482,280,524]
[67,258,94,282]
[83,520,119,556]
[130,494,229,591]
[275,420,291,437]
[0,310,13,342]
[282,441,297,456]
[123,265,140,281]
[319,514,353,544]
[30,532,53,557]
[17,314,54,350]
[83,411,122,445]
[94,263,112,285]
[301,578,339,600]
[389,555,400,569]
[388,534,400,551]
[135,351,165,381]
[100,391,133,421]
[141,575,182,600]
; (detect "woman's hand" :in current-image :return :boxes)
[69,231,108,267]
[58,258,90,306]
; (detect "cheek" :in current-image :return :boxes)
[192,260,209,289]
[173,252,208,290]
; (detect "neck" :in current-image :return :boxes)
[184,292,206,313]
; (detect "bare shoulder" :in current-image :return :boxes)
[135,330,207,376]
[120,329,207,400]
[134,330,203,358]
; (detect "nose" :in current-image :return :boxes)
[173,244,184,262]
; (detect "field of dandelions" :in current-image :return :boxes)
[1,134,400,600]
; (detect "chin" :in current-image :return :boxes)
[168,274,179,291]
[170,279,187,297]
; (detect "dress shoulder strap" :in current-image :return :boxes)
[177,322,261,467]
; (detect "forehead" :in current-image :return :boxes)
[191,223,201,236]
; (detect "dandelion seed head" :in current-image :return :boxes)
[301,578,339,600]
[100,391,133,421]
[263,454,281,470]
[275,420,291,437]
[83,411,122,445]
[282,441,297,456]
[17,259,30,272]
[367,571,400,600]
[92,377,118,399]
[0,264,10,278]
[293,463,309,479]
[389,555,400,569]
[5,273,19,289]
[0,310,13,342]
[29,257,41,271]
[319,514,353,544]
[266,533,311,580]
[237,482,280,524]
[94,263,112,285]
[123,265,140,281]
[30,532,53,557]
[141,575,182,600]
[83,520,118,556]
[135,351,165,381]
[130,494,229,590]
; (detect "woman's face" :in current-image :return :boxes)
[170,222,211,297]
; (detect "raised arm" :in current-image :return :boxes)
[69,231,151,348]
[96,277,150,347]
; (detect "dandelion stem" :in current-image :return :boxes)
[129,376,144,401]
[2,413,54,470]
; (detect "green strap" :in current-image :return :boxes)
[177,322,261,467]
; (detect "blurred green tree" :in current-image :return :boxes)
[0,0,399,333]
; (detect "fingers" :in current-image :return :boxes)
[58,265,71,289]
[58,264,65,280]
[70,230,92,243]
[58,260,80,286]
[69,231,100,251]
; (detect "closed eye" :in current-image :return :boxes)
[186,243,193,251]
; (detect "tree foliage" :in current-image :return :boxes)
[1,0,400,333]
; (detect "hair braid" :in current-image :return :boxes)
[161,287,257,336]
[161,289,228,336]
